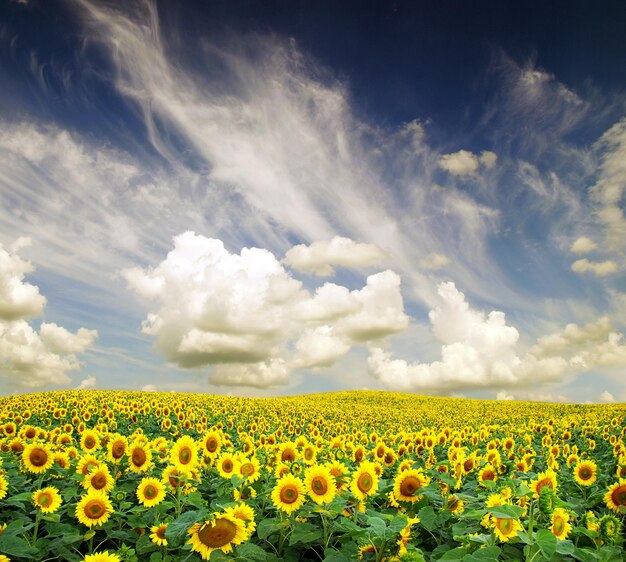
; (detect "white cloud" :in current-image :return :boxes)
[0,241,97,388]
[590,118,626,250]
[496,391,514,400]
[439,150,480,176]
[599,390,616,403]
[141,384,158,392]
[438,149,497,177]
[283,236,387,276]
[571,258,618,276]
[75,376,96,390]
[369,282,626,394]
[419,253,450,271]
[570,236,597,254]
[125,231,409,387]
[0,238,46,320]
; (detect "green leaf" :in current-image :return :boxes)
[439,546,467,560]
[289,522,322,546]
[388,514,409,534]
[418,505,437,532]
[323,550,352,562]
[236,542,269,561]
[0,534,39,559]
[487,505,524,519]
[366,515,386,537]
[555,539,575,555]
[136,533,157,555]
[164,509,206,544]
[257,517,286,540]
[572,547,600,562]
[469,546,502,561]
[535,529,557,559]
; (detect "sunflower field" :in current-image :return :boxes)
[0,390,625,562]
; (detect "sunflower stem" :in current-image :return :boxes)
[32,510,41,544]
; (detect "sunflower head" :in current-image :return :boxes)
[599,514,622,544]
[136,477,166,508]
[304,464,336,505]
[32,487,62,514]
[550,508,572,540]
[22,443,54,474]
[574,460,597,487]
[271,474,306,514]
[604,479,626,513]
[492,516,523,542]
[187,514,249,559]
[350,461,380,501]
[393,468,430,503]
[150,523,168,547]
[76,489,113,528]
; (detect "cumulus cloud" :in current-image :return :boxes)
[0,241,97,388]
[75,376,96,390]
[570,236,597,254]
[571,258,618,276]
[438,149,497,177]
[283,236,387,276]
[369,282,626,394]
[124,231,408,387]
[599,390,616,403]
[0,238,46,320]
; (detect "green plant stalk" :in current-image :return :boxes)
[32,510,41,544]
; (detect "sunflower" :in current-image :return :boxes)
[271,474,306,514]
[22,443,54,474]
[76,489,114,528]
[80,429,100,453]
[136,477,166,508]
[201,430,222,460]
[393,468,430,503]
[127,442,152,474]
[32,487,62,514]
[106,435,128,464]
[478,464,498,487]
[492,516,523,542]
[277,441,299,463]
[302,443,317,465]
[304,464,336,505]
[237,456,261,483]
[350,461,379,501]
[76,454,102,476]
[82,465,115,493]
[83,552,121,562]
[573,460,597,487]
[447,494,465,514]
[170,435,199,475]
[187,513,249,560]
[549,508,572,540]
[225,502,256,533]
[150,523,168,546]
[216,452,239,479]
[583,510,599,532]
[0,474,8,500]
[604,478,626,513]
[529,469,558,497]
[0,555,8,562]
[326,460,349,490]
[598,514,622,544]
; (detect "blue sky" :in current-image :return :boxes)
[0,0,625,402]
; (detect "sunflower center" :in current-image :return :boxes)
[91,473,107,489]
[144,484,157,499]
[85,437,96,449]
[206,438,218,453]
[355,449,364,462]
[197,519,237,548]
[482,470,496,481]
[612,486,626,506]
[156,526,167,539]
[222,460,233,472]
[38,493,51,507]
[240,463,254,476]
[179,447,192,464]
[497,518,513,534]
[279,484,299,504]
[579,467,592,480]
[553,517,565,535]
[400,476,420,496]
[85,499,106,519]
[357,472,373,493]
[112,443,125,459]
[132,448,147,466]
[30,448,48,467]
[281,449,296,462]
[82,460,99,475]
[311,476,328,495]
[536,478,553,493]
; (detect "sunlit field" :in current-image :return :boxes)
[0,390,625,561]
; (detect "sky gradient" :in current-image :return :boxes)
[1,0,625,402]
